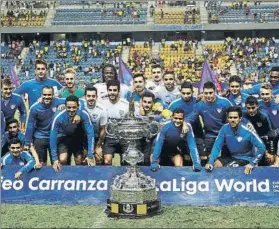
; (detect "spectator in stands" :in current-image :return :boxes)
[1,139,36,180]
[150,108,202,171]
[50,95,95,171]
[187,82,232,158]
[83,86,108,164]
[1,79,27,131]
[14,59,63,107]
[58,68,84,98]
[101,80,129,165]
[205,106,266,174]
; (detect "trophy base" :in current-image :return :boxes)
[106,198,162,218]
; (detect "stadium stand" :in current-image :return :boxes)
[207,1,279,24]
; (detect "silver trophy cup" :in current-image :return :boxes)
[105,109,162,218]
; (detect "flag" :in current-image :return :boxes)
[198,60,223,93]
[118,58,133,86]
[9,63,20,88]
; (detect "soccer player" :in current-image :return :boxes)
[2,119,25,156]
[1,111,5,148]
[58,68,84,98]
[169,81,204,163]
[150,108,202,171]
[94,64,130,100]
[224,75,249,109]
[153,71,180,106]
[205,106,266,174]
[259,83,279,166]
[1,139,36,179]
[187,81,232,157]
[243,96,273,138]
[24,86,65,165]
[84,85,107,164]
[101,80,129,165]
[1,78,27,131]
[50,95,95,171]
[242,66,279,99]
[14,59,63,107]
[146,64,163,91]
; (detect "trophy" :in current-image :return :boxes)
[105,99,162,218]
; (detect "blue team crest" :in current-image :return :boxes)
[237,136,243,142]
[272,110,277,115]
[119,110,125,117]
[52,107,57,113]
[10,104,16,109]
[216,108,222,113]
[92,114,99,120]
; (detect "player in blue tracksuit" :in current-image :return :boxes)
[224,75,249,110]
[14,59,62,107]
[187,81,232,156]
[242,66,279,96]
[150,108,202,172]
[1,138,35,179]
[205,106,266,175]
[259,83,279,166]
[1,111,6,148]
[1,119,25,156]
[24,86,65,165]
[169,81,204,162]
[1,78,27,130]
[50,95,95,172]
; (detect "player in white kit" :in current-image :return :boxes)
[101,80,129,165]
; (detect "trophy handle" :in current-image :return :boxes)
[147,121,160,138]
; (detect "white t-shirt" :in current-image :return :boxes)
[94,83,131,101]
[154,85,180,106]
[145,79,163,91]
[101,98,129,138]
[84,102,107,138]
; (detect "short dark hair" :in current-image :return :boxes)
[42,86,54,94]
[6,118,19,129]
[106,80,120,91]
[85,85,98,96]
[66,95,79,105]
[35,59,48,69]
[203,81,216,91]
[9,138,22,146]
[133,73,145,81]
[181,81,193,91]
[163,71,175,79]
[102,64,117,82]
[151,64,162,70]
[227,106,242,118]
[229,75,241,85]
[245,95,258,106]
[270,66,279,72]
[142,91,155,101]
[172,108,185,117]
